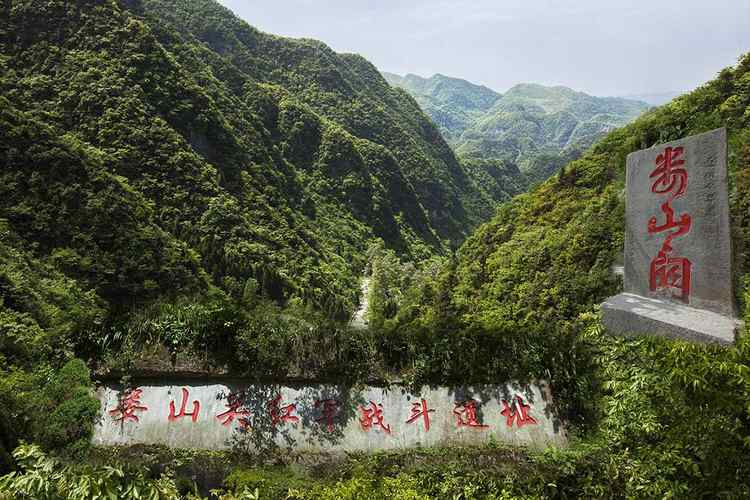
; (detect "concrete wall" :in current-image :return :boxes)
[93,380,566,451]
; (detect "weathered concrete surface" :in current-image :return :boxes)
[93,381,565,451]
[603,128,741,343]
[602,293,739,345]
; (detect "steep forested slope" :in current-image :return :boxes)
[0,0,499,322]
[0,0,503,471]
[139,0,497,241]
[378,52,750,496]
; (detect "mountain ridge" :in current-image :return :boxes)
[384,71,649,182]
[0,0,518,336]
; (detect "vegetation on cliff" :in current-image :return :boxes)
[1,0,749,497]
[371,51,750,497]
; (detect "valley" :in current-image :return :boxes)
[0,0,749,498]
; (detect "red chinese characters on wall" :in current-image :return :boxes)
[500,395,537,428]
[315,398,340,433]
[359,401,391,434]
[216,392,251,428]
[268,394,299,426]
[168,387,200,422]
[453,399,489,429]
[109,388,148,423]
[648,146,692,302]
[405,398,435,431]
[104,387,547,436]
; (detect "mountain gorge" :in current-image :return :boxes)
[2,0,750,497]
[1,0,524,467]
[384,72,649,183]
[0,0,506,330]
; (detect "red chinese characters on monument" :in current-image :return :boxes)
[216,392,251,428]
[359,401,391,434]
[109,388,148,423]
[453,399,489,429]
[268,394,299,426]
[650,146,687,196]
[648,146,692,302]
[500,395,537,428]
[405,398,435,431]
[168,387,200,422]
[314,398,340,433]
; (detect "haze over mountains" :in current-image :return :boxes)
[383,71,650,182]
[620,91,682,106]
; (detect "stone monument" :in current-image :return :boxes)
[601,127,742,345]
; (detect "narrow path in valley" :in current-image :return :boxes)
[348,276,371,329]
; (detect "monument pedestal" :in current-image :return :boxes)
[602,293,741,346]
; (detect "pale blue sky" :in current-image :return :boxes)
[217,0,750,97]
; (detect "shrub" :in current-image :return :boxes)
[0,444,179,499]
[36,359,100,456]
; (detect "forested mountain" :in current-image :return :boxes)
[2,0,748,496]
[381,72,501,143]
[386,72,649,183]
[373,53,750,496]
[0,0,516,472]
[0,0,501,326]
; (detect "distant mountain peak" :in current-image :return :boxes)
[384,71,500,97]
[385,70,650,182]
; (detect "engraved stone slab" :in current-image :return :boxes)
[602,128,741,343]
[92,380,566,451]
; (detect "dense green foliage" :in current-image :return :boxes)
[0,442,581,498]
[385,73,649,185]
[0,444,180,499]
[374,52,750,496]
[1,0,750,497]
[0,0,508,469]
[198,444,616,499]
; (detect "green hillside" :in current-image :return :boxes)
[382,72,501,143]
[0,0,512,474]
[375,53,750,496]
[0,0,505,332]
[387,72,649,183]
[1,0,749,496]
[458,83,649,171]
